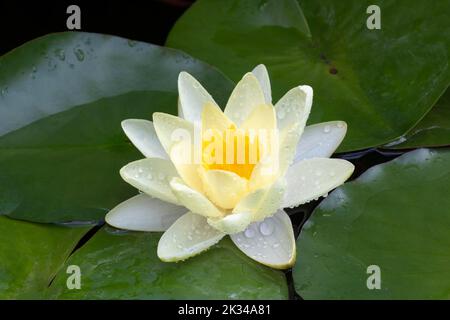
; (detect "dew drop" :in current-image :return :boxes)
[273,243,280,248]
[337,122,344,128]
[323,125,331,133]
[259,219,274,236]
[244,227,255,238]
[127,39,137,47]
[147,173,153,180]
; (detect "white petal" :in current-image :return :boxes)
[177,98,184,118]
[105,194,185,232]
[121,119,168,159]
[207,211,253,234]
[251,64,272,104]
[282,158,354,208]
[293,121,347,163]
[120,158,180,205]
[231,210,296,269]
[158,212,225,262]
[224,73,266,125]
[275,85,313,175]
[235,178,286,222]
[169,177,224,218]
[178,71,218,124]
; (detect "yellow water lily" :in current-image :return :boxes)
[105,65,354,269]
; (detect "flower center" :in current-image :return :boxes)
[202,124,261,179]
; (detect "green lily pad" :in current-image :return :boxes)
[385,88,450,149]
[48,227,288,299]
[293,148,450,299]
[0,32,233,223]
[167,0,450,151]
[0,216,91,299]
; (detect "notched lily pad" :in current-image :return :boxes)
[293,148,450,299]
[0,32,233,223]
[0,216,91,299]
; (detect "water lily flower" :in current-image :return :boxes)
[105,64,354,269]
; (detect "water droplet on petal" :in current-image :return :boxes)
[259,219,274,236]
[244,227,255,238]
[273,243,280,248]
[323,125,331,133]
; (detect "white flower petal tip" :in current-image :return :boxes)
[169,177,224,218]
[282,158,355,209]
[251,64,272,104]
[121,119,168,159]
[157,212,225,262]
[105,194,186,232]
[224,72,266,124]
[178,71,218,123]
[120,158,180,205]
[231,210,296,269]
[207,211,253,234]
[293,121,347,163]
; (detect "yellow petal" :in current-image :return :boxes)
[240,104,276,132]
[202,102,234,133]
[235,178,286,222]
[224,73,266,125]
[169,177,224,218]
[199,168,248,209]
[170,139,204,192]
[207,211,253,234]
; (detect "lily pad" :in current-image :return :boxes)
[293,148,450,299]
[0,32,233,223]
[47,227,288,299]
[385,88,450,149]
[167,0,450,151]
[0,216,91,299]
